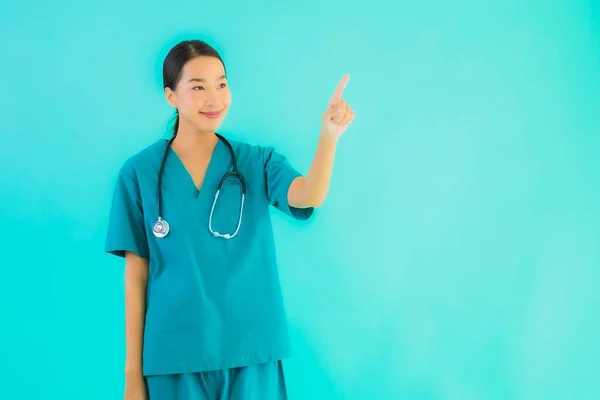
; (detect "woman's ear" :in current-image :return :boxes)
[164,87,177,108]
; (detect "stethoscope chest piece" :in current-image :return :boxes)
[153,218,170,238]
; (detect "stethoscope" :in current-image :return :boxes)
[152,133,246,239]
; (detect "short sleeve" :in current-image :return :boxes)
[104,160,150,259]
[263,147,314,221]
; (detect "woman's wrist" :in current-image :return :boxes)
[125,364,143,378]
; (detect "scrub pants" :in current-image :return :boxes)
[145,361,287,400]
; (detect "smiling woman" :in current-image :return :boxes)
[164,47,231,137]
[104,39,355,400]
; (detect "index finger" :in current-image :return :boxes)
[329,74,350,104]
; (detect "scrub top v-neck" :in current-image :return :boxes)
[105,137,314,376]
[167,138,222,199]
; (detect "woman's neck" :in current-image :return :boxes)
[172,125,218,158]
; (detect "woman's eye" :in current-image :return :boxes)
[193,86,204,91]
[219,83,227,88]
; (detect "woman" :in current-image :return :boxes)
[105,39,354,400]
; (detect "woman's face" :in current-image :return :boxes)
[165,55,231,133]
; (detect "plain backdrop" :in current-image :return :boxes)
[1,0,599,399]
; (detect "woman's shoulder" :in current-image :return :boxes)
[223,135,279,164]
[116,138,167,178]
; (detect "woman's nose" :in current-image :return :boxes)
[205,96,220,107]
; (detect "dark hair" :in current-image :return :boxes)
[162,40,226,137]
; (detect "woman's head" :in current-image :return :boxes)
[163,40,230,136]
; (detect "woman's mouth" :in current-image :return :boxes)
[200,111,222,119]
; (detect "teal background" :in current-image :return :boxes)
[1,0,599,399]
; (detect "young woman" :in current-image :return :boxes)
[105,39,354,400]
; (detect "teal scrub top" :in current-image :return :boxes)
[104,137,314,376]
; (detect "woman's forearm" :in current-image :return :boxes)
[124,252,148,377]
[288,132,339,208]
